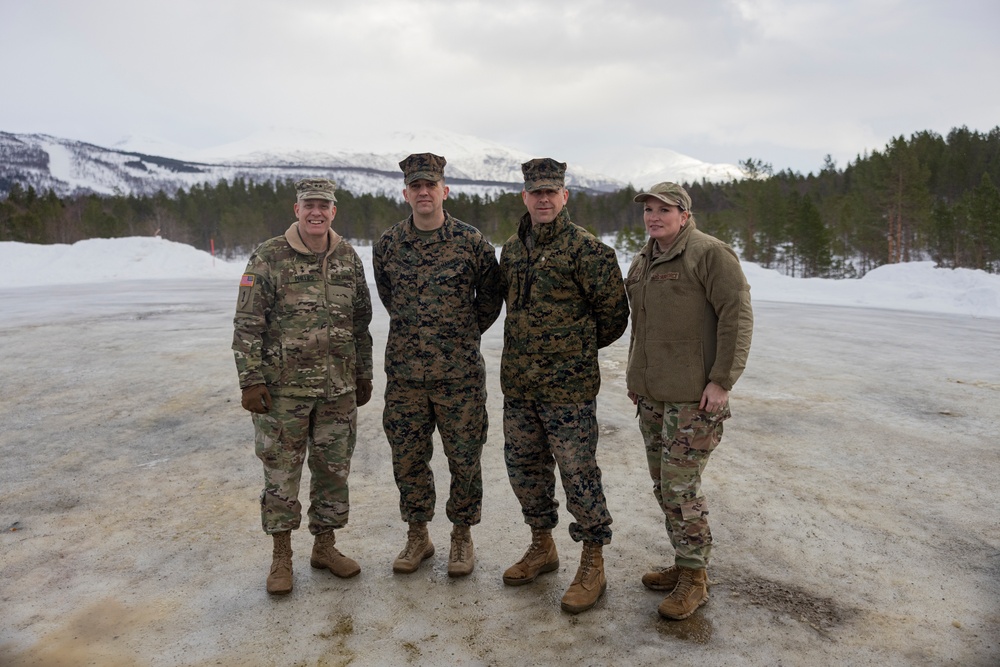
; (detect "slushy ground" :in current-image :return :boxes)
[1,279,998,666]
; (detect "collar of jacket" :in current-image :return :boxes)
[404,209,457,243]
[284,222,343,256]
[517,207,572,248]
[643,219,697,263]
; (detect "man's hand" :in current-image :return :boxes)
[241,384,272,414]
[356,379,373,407]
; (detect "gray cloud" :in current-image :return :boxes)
[2,0,997,175]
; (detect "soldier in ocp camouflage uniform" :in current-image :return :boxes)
[499,158,629,614]
[233,178,374,595]
[626,181,753,621]
[373,153,502,577]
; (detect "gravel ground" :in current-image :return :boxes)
[1,279,998,666]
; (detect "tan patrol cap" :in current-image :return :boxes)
[633,182,692,211]
[295,178,338,202]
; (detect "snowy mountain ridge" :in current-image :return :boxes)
[2,128,742,200]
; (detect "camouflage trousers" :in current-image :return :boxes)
[637,395,730,569]
[383,377,487,525]
[503,398,612,544]
[253,392,356,535]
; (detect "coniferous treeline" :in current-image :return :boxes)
[2,126,998,274]
[685,126,1000,276]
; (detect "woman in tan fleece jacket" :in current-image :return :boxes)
[624,181,753,621]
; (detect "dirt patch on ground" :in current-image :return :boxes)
[725,574,844,636]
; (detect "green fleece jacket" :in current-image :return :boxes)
[625,221,753,403]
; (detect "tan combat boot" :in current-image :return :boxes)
[642,565,681,591]
[657,566,709,620]
[447,525,475,577]
[310,530,361,579]
[266,530,293,595]
[392,522,434,574]
[502,528,559,586]
[560,541,606,614]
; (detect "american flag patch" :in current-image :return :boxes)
[240,274,256,287]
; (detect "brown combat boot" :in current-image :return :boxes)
[560,542,607,614]
[642,565,681,591]
[392,522,434,574]
[502,528,559,586]
[657,566,709,619]
[310,530,361,579]
[447,525,475,577]
[266,530,293,595]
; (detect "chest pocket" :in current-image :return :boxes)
[433,258,471,290]
[326,264,356,304]
[278,274,323,320]
[534,252,578,303]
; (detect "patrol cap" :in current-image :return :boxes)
[633,182,692,211]
[522,158,567,192]
[399,152,447,185]
[295,178,338,202]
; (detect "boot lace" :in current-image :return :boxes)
[401,528,425,559]
[271,537,292,574]
[451,533,470,562]
[273,537,292,559]
[521,535,548,563]
[670,572,695,599]
[572,545,596,583]
[316,533,345,560]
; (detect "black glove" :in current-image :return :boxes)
[241,384,272,414]
[356,379,373,407]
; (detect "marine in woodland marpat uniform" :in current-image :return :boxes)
[233,177,374,595]
[498,158,629,614]
[626,181,753,620]
[372,153,502,577]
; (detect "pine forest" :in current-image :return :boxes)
[2,126,998,276]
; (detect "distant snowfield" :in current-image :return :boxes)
[2,236,998,319]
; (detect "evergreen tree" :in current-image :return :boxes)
[732,158,774,263]
[881,136,932,263]
[791,194,832,277]
[961,172,1000,271]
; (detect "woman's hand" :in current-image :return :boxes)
[699,382,730,412]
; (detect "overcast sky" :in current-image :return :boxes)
[3,0,998,176]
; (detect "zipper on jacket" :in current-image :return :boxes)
[320,250,333,399]
[519,231,538,309]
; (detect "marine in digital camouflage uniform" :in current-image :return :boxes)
[372,153,502,577]
[498,158,629,614]
[626,181,753,620]
[233,177,374,594]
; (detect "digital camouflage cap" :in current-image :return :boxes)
[521,158,567,192]
[633,182,692,211]
[399,153,447,185]
[295,178,338,202]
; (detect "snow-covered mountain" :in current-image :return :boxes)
[1,128,741,200]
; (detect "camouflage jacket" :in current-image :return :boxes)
[373,211,502,382]
[499,208,629,402]
[233,222,373,398]
[625,221,753,402]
